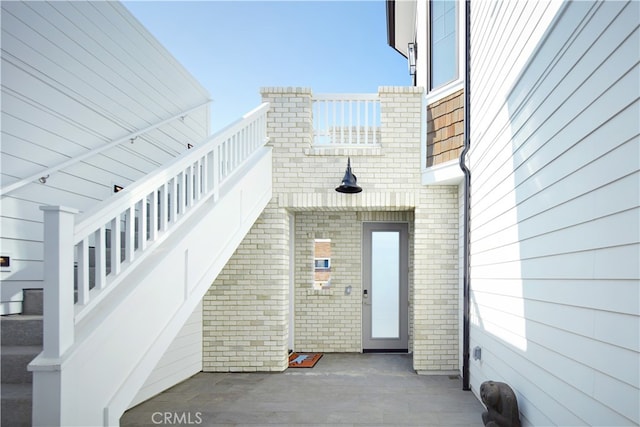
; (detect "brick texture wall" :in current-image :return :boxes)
[426,89,464,167]
[202,86,460,374]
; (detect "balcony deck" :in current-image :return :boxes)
[122,353,485,426]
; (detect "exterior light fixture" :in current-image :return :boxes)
[408,42,417,77]
[473,346,482,361]
[335,157,362,193]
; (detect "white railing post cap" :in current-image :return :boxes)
[40,205,80,214]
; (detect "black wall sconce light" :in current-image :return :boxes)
[335,157,362,193]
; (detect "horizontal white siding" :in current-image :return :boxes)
[0,1,211,310]
[129,300,203,409]
[468,1,639,426]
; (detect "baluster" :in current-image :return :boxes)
[181,169,187,211]
[195,158,202,201]
[227,141,231,176]
[149,190,158,241]
[212,146,220,202]
[124,206,135,262]
[170,176,178,223]
[185,166,193,209]
[365,100,369,145]
[355,101,362,145]
[348,100,353,144]
[230,136,235,173]
[239,130,243,165]
[237,131,242,165]
[110,216,121,276]
[198,156,207,200]
[95,226,106,289]
[159,184,168,232]
[138,197,147,251]
[245,123,250,156]
[76,238,89,305]
[332,100,337,144]
[207,151,214,196]
[236,133,241,169]
[340,99,345,144]
[219,143,225,179]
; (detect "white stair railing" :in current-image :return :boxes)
[312,94,380,146]
[39,102,269,358]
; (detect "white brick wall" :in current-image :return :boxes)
[203,86,461,373]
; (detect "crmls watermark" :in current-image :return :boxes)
[151,411,203,425]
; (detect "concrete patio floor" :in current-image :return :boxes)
[121,353,485,426]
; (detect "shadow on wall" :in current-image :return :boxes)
[470,1,639,426]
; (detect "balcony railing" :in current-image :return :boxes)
[313,94,380,146]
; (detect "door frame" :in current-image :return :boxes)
[362,222,409,352]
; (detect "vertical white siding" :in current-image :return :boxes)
[0,1,211,311]
[468,1,639,426]
[129,300,203,409]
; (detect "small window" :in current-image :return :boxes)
[313,239,331,289]
[429,0,458,90]
[314,258,331,270]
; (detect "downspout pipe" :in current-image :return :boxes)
[460,0,472,392]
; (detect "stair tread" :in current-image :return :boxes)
[1,315,43,321]
[0,383,31,398]
[1,345,42,355]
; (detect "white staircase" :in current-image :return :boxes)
[27,104,272,426]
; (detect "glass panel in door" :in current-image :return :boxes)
[371,231,400,338]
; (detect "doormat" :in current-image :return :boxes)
[288,352,323,368]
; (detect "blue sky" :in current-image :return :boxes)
[123,1,410,131]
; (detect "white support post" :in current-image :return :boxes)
[40,206,78,359]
